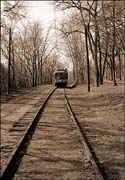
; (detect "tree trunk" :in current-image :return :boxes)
[40,57,43,84]
[97,31,103,84]
[87,25,94,61]
[102,33,109,83]
[118,52,122,80]
[110,55,113,81]
[12,43,15,89]
[8,28,12,94]
[73,65,75,82]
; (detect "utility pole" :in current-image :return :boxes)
[112,0,117,86]
[85,24,90,92]
[94,1,100,87]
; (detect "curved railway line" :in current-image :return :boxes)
[1,87,105,180]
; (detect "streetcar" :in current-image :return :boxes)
[54,69,68,87]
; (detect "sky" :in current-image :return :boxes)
[1,1,72,70]
[26,1,72,69]
[26,1,62,28]
[1,1,55,28]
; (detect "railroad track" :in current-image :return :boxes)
[1,87,105,180]
[1,88,57,180]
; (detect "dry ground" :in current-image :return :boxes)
[1,85,54,174]
[1,82,124,180]
[67,81,124,180]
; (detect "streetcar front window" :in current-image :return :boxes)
[55,73,67,80]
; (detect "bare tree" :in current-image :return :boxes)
[1,0,26,93]
[112,0,117,86]
[56,0,125,88]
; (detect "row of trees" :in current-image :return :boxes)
[1,1,64,94]
[1,1,124,94]
[56,0,124,91]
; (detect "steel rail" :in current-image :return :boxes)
[0,87,57,180]
[64,88,105,180]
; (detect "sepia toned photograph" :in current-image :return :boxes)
[1,1,124,180]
